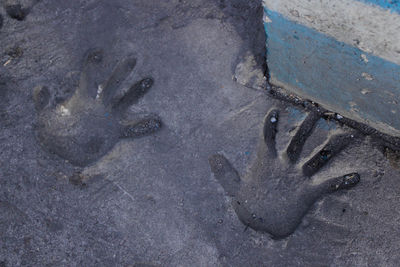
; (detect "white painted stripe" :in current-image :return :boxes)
[263,0,400,65]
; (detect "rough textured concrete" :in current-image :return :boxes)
[1,0,400,266]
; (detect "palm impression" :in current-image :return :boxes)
[34,49,161,166]
[209,109,360,239]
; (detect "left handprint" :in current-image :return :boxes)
[34,48,162,166]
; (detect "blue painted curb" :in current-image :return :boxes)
[263,1,400,136]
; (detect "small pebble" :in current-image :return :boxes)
[270,117,277,123]
[336,114,343,120]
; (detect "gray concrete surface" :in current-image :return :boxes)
[1,0,400,266]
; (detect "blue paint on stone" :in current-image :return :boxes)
[316,119,337,131]
[287,107,307,125]
[356,0,400,13]
[264,9,400,134]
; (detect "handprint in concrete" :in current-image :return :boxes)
[209,109,360,239]
[34,49,161,166]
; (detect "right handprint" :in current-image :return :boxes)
[209,109,361,239]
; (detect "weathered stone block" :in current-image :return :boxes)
[263,0,400,136]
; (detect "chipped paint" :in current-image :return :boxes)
[263,13,271,23]
[356,0,400,13]
[361,89,371,95]
[361,54,369,63]
[362,73,374,80]
[264,8,400,136]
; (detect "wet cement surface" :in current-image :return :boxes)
[1,0,400,266]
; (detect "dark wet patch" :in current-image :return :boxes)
[5,4,29,21]
[121,117,162,139]
[303,133,357,177]
[339,173,360,189]
[326,173,361,192]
